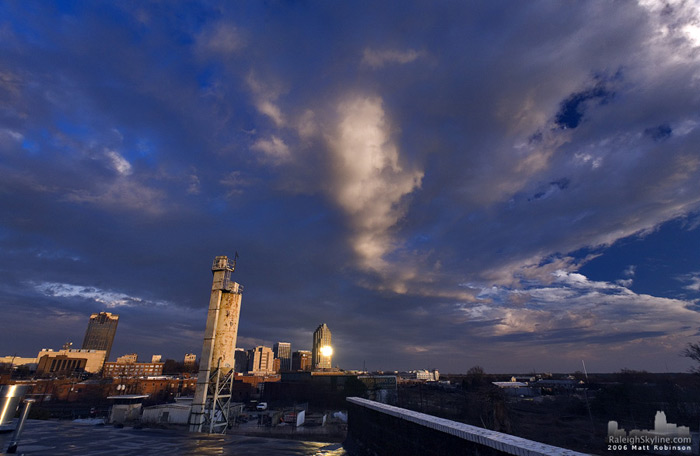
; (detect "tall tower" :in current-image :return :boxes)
[81,312,119,362]
[312,323,332,370]
[273,342,291,372]
[189,255,243,433]
[248,346,274,374]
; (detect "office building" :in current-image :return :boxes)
[151,355,162,363]
[103,361,164,378]
[81,312,119,362]
[273,342,292,372]
[234,348,248,373]
[312,323,332,370]
[248,346,274,374]
[36,348,106,374]
[116,353,138,364]
[36,354,87,377]
[184,353,197,368]
[292,350,312,371]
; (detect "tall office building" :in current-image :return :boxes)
[81,312,119,362]
[292,350,312,371]
[234,348,248,373]
[273,342,292,372]
[248,346,274,374]
[312,323,332,370]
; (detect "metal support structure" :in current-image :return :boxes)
[6,399,35,454]
[187,364,236,434]
[209,367,236,433]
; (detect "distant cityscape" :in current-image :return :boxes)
[0,256,696,456]
[0,312,345,377]
[0,256,441,416]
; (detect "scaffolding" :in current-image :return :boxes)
[189,364,236,433]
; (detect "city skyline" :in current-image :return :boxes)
[1,2,700,373]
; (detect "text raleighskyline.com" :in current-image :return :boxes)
[607,411,691,447]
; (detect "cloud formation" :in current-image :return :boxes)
[327,96,423,272]
[0,1,699,372]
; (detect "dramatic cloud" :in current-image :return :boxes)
[327,96,423,273]
[1,1,699,372]
[34,282,172,309]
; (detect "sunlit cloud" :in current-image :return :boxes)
[251,136,291,164]
[246,72,286,127]
[105,149,132,175]
[466,270,700,344]
[34,282,172,309]
[327,96,423,272]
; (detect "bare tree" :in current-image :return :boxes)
[682,342,700,373]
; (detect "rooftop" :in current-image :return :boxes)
[0,419,346,455]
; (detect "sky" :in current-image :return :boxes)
[1,1,700,374]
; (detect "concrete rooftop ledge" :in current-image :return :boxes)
[347,397,591,456]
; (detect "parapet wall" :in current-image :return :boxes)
[346,397,590,456]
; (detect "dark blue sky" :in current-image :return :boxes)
[1,1,700,373]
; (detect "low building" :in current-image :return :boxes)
[183,353,196,368]
[103,362,164,378]
[36,355,87,377]
[0,356,38,371]
[116,354,138,364]
[400,369,440,382]
[36,348,106,374]
[141,403,192,425]
[107,394,149,424]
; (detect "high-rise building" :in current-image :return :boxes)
[234,348,248,373]
[312,323,332,370]
[292,350,312,371]
[273,342,292,372]
[81,312,119,362]
[248,346,274,374]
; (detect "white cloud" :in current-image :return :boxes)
[467,270,700,343]
[362,48,424,68]
[251,136,290,164]
[187,172,200,195]
[64,178,165,215]
[219,170,252,197]
[0,128,23,142]
[105,149,132,175]
[328,96,423,272]
[196,22,245,56]
[34,282,171,308]
[678,272,700,292]
[246,72,286,127]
